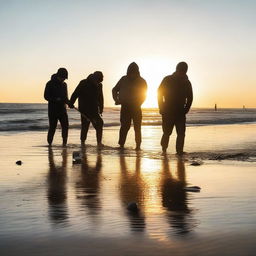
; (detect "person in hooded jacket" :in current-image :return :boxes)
[44,68,71,146]
[112,62,147,150]
[158,62,193,155]
[69,71,104,147]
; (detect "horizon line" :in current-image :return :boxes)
[0,102,255,109]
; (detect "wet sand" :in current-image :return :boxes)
[0,124,256,255]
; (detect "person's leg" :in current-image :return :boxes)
[118,105,132,147]
[47,113,58,146]
[132,107,142,150]
[91,114,104,146]
[175,115,186,155]
[80,115,90,144]
[59,112,69,146]
[161,114,175,153]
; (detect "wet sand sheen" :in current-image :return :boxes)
[0,124,256,255]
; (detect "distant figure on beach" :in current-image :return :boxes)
[69,71,104,147]
[112,62,147,150]
[158,62,193,155]
[214,104,217,111]
[44,68,71,146]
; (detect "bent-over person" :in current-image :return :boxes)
[69,71,104,147]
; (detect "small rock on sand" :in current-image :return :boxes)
[127,202,139,212]
[184,186,201,192]
[190,161,202,166]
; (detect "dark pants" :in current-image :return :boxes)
[119,105,142,147]
[47,112,69,145]
[80,113,103,144]
[161,114,186,153]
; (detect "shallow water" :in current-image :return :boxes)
[0,125,256,255]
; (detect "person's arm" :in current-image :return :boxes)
[112,78,122,105]
[157,78,166,114]
[136,79,147,107]
[63,83,69,104]
[44,82,55,102]
[69,82,82,107]
[98,83,104,114]
[141,79,147,105]
[184,81,193,114]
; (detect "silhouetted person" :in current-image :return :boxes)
[112,62,147,150]
[70,71,104,147]
[44,68,71,146]
[47,147,69,226]
[158,62,193,154]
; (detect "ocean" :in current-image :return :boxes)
[0,103,256,133]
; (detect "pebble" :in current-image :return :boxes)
[184,186,201,192]
[127,202,139,212]
[190,161,202,166]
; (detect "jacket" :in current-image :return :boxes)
[112,63,147,107]
[44,74,68,114]
[70,74,104,116]
[158,71,193,115]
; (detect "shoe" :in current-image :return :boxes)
[97,143,104,149]
[118,145,124,151]
[135,146,141,151]
[176,151,185,156]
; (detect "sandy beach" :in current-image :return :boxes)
[0,124,256,256]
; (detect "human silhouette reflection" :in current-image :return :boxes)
[160,156,194,236]
[75,147,102,217]
[47,147,69,226]
[119,152,146,233]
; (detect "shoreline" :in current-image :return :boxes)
[1,123,256,256]
[1,123,255,162]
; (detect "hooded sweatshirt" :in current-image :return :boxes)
[69,74,104,117]
[112,62,147,107]
[44,74,68,115]
[158,71,193,115]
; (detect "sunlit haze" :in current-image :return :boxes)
[0,0,255,108]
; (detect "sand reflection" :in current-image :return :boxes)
[119,152,146,233]
[160,156,196,236]
[75,147,102,218]
[47,148,69,227]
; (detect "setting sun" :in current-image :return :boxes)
[138,57,174,108]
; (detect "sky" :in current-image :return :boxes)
[0,0,255,108]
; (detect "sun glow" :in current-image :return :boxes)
[139,57,174,108]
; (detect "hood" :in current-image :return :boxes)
[127,62,140,78]
[86,73,95,82]
[51,74,58,81]
[172,71,188,81]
